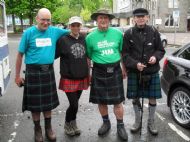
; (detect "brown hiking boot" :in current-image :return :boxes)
[34,126,43,142]
[64,122,75,136]
[45,126,56,141]
[70,120,81,135]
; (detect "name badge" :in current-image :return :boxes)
[36,38,52,47]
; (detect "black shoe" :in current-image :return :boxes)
[98,121,111,136]
[117,124,128,141]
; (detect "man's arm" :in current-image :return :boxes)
[15,52,24,87]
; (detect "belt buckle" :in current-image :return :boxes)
[41,65,49,71]
[107,67,114,73]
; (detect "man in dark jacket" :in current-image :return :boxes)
[122,8,165,135]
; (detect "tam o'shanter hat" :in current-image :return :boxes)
[133,8,149,16]
[91,9,115,20]
[69,16,83,25]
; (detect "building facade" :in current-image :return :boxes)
[113,0,190,32]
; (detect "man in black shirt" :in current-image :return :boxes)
[122,8,165,135]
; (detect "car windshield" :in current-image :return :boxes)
[172,43,190,56]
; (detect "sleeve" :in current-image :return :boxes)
[85,35,92,59]
[56,28,70,39]
[153,30,166,62]
[122,31,139,69]
[18,31,28,54]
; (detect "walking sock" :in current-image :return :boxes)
[45,117,51,128]
[148,103,156,120]
[102,115,109,123]
[117,119,124,126]
[33,120,41,129]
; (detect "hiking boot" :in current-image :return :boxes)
[45,126,56,141]
[147,119,158,135]
[117,124,128,141]
[130,119,141,133]
[34,126,43,142]
[44,117,56,141]
[64,122,75,136]
[130,101,141,133]
[98,120,111,136]
[70,120,81,135]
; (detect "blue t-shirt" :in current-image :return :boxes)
[18,26,69,64]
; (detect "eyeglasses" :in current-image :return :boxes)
[40,18,51,22]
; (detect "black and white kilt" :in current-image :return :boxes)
[89,62,125,105]
[127,72,162,99]
[22,65,59,112]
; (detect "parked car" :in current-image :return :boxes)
[161,43,190,128]
[160,33,168,48]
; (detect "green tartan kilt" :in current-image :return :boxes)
[89,62,125,105]
[127,72,162,99]
[22,66,59,112]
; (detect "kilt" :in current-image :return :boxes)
[127,72,162,99]
[22,64,59,112]
[89,62,125,105]
[59,77,89,92]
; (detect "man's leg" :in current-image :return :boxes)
[114,103,128,141]
[148,98,158,135]
[32,112,43,142]
[130,98,141,133]
[98,104,111,135]
[43,111,56,141]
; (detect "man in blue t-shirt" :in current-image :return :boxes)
[15,8,69,142]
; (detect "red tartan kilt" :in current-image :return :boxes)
[59,77,90,92]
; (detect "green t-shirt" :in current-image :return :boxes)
[85,27,123,64]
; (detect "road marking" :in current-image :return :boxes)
[156,112,165,121]
[8,132,16,142]
[168,123,190,141]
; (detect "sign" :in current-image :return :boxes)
[173,10,180,18]
[155,19,162,25]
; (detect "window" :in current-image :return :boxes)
[168,0,179,8]
[165,14,179,27]
[179,47,190,60]
[0,4,5,35]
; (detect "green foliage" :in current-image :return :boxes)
[5,0,113,25]
[80,8,91,22]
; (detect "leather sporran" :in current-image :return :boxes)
[139,74,151,88]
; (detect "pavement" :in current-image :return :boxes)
[163,32,190,47]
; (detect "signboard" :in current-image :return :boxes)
[155,19,162,25]
[173,10,179,18]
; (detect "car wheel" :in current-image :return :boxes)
[162,40,167,48]
[170,87,190,128]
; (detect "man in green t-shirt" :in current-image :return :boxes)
[85,9,128,141]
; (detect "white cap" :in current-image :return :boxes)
[68,16,83,25]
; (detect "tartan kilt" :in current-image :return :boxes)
[89,63,125,105]
[22,66,59,112]
[127,72,162,99]
[59,77,90,92]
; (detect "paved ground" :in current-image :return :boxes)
[164,32,190,46]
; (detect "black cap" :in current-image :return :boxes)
[133,8,149,16]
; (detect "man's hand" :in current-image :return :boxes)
[15,76,25,87]
[137,62,147,71]
[148,56,156,64]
